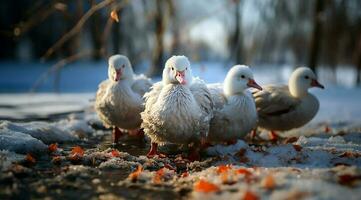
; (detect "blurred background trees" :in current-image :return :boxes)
[1,0,361,83]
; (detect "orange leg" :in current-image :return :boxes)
[112,127,124,144]
[250,129,257,139]
[268,130,279,141]
[147,142,158,158]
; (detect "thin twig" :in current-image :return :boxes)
[30,50,98,93]
[41,0,115,60]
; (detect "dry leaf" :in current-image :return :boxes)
[25,153,36,165]
[48,143,58,152]
[243,190,259,200]
[262,174,276,190]
[111,150,120,157]
[110,10,119,22]
[153,168,165,184]
[236,168,252,176]
[194,179,220,193]
[217,165,232,174]
[181,172,189,178]
[128,165,143,182]
[71,146,84,157]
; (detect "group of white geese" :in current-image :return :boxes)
[95,55,324,161]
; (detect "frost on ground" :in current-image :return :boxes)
[0,93,361,199]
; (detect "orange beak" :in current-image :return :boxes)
[176,71,186,85]
[247,79,262,90]
[311,79,324,89]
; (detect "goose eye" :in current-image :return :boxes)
[122,65,125,68]
[305,75,309,79]
[171,67,174,71]
[241,75,245,79]
[186,67,188,70]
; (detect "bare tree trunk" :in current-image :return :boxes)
[90,0,103,60]
[355,33,361,85]
[229,0,243,64]
[308,0,324,72]
[149,0,165,77]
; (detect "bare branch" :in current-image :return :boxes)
[41,0,115,60]
[30,50,99,93]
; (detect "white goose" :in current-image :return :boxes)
[141,55,213,160]
[252,67,324,138]
[95,55,152,144]
[207,65,262,143]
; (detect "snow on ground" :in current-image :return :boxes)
[0,61,361,199]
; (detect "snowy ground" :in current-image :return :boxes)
[1,62,361,199]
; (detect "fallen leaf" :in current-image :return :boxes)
[181,172,189,178]
[236,168,252,176]
[111,150,120,157]
[25,154,36,165]
[217,165,232,174]
[194,179,220,193]
[48,143,58,152]
[262,174,276,190]
[153,168,165,184]
[128,165,143,182]
[110,10,119,22]
[292,144,302,152]
[68,146,84,163]
[71,146,84,157]
[243,190,259,200]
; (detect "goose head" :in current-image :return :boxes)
[224,65,262,97]
[289,67,324,98]
[108,55,134,82]
[163,55,193,86]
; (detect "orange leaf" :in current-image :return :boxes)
[25,153,36,165]
[236,168,252,176]
[217,165,232,174]
[110,10,119,22]
[128,165,143,182]
[262,174,276,190]
[153,168,165,184]
[71,146,84,157]
[111,150,120,157]
[181,172,189,178]
[194,179,220,193]
[243,190,259,200]
[48,143,58,152]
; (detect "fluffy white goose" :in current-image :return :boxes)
[252,67,324,138]
[207,65,262,144]
[95,55,152,144]
[141,55,213,160]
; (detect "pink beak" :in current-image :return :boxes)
[247,79,262,90]
[114,69,122,81]
[176,71,186,85]
[311,79,324,89]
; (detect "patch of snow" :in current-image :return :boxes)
[0,126,47,154]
